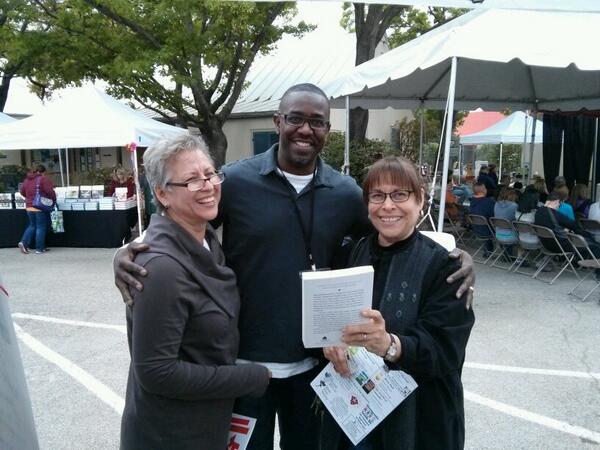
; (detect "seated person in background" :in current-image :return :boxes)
[517,184,539,222]
[553,175,567,192]
[108,166,136,198]
[476,165,496,197]
[530,176,549,204]
[554,184,575,221]
[488,163,499,186]
[588,201,600,222]
[494,188,518,236]
[469,183,496,255]
[533,192,600,258]
[570,183,592,218]
[451,175,473,204]
[445,178,461,222]
[494,188,522,258]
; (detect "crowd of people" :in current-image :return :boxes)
[444,163,600,266]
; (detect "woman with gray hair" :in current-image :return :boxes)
[120,134,270,449]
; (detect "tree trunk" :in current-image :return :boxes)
[199,118,228,168]
[0,75,13,112]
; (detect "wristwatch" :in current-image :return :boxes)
[384,333,397,361]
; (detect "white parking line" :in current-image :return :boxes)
[465,362,600,380]
[12,312,600,444]
[12,313,126,334]
[13,322,125,415]
[465,390,600,444]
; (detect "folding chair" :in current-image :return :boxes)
[512,221,543,275]
[444,210,469,249]
[488,217,519,270]
[566,232,600,301]
[467,214,497,264]
[579,218,600,244]
[531,225,580,284]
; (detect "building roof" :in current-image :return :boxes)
[456,110,505,136]
[137,23,358,120]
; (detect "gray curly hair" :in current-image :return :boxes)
[143,133,212,213]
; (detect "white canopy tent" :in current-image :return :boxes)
[460,111,543,177]
[0,112,16,124]
[0,87,188,234]
[0,86,187,150]
[323,7,600,230]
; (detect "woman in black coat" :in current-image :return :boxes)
[321,157,475,450]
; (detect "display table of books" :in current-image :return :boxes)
[0,187,138,249]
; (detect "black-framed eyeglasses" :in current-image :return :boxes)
[278,114,330,130]
[368,190,413,204]
[166,172,225,192]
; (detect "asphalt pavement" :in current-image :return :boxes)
[1,246,599,449]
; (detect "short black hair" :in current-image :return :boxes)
[547,192,561,202]
[280,83,329,105]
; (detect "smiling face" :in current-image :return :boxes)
[155,150,220,229]
[274,91,330,175]
[363,157,425,247]
[368,181,424,246]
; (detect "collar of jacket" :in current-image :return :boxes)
[258,144,335,188]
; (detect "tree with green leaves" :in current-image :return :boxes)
[26,0,309,167]
[341,4,466,143]
[0,0,49,111]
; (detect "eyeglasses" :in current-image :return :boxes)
[368,190,413,204]
[278,114,330,130]
[166,172,225,192]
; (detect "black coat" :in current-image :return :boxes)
[320,232,475,450]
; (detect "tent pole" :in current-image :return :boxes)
[343,96,350,175]
[499,142,503,180]
[419,104,424,168]
[522,111,528,181]
[131,147,144,236]
[57,148,65,187]
[592,118,599,201]
[66,148,70,186]
[458,144,463,179]
[437,56,458,233]
[527,110,538,184]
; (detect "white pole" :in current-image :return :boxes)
[458,144,463,179]
[419,106,425,168]
[57,148,65,187]
[499,142,503,181]
[344,96,350,175]
[131,147,144,235]
[527,111,538,184]
[592,118,599,201]
[65,148,70,186]
[437,57,458,232]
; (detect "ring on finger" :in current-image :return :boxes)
[363,333,367,341]
[468,286,475,292]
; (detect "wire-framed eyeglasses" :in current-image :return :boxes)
[368,190,413,204]
[278,114,330,130]
[166,172,225,192]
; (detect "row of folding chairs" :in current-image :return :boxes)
[467,215,582,284]
[466,214,600,301]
